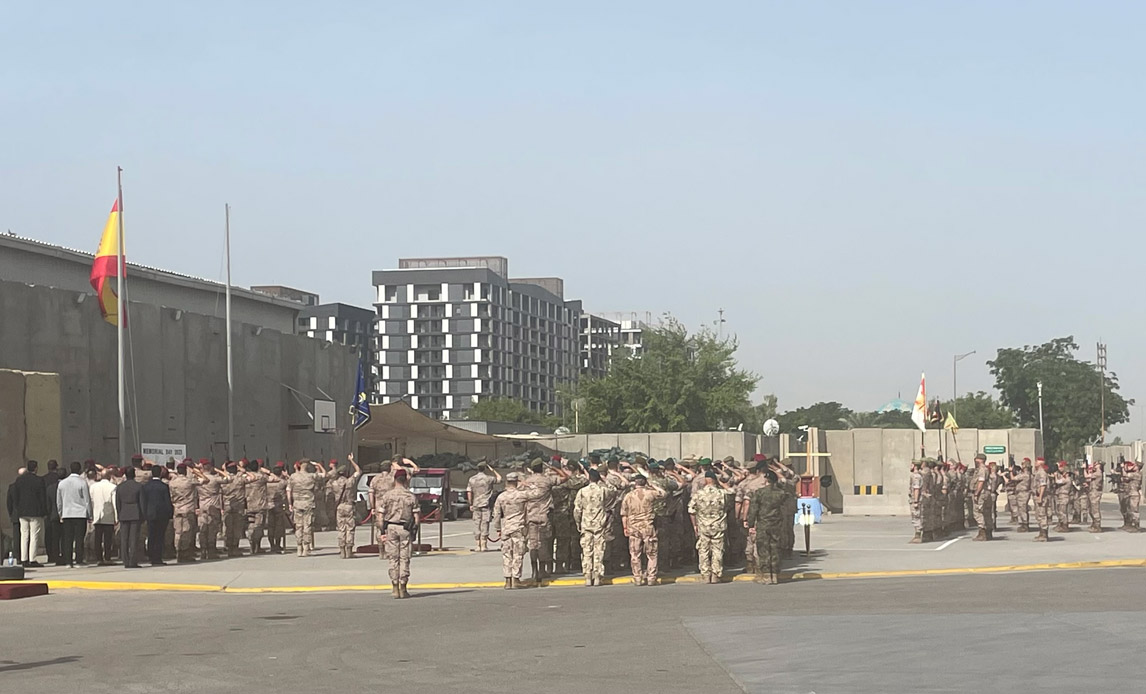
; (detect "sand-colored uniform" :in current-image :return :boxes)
[737,475,768,565]
[1012,468,1032,528]
[330,471,361,554]
[168,475,200,560]
[573,482,616,581]
[1032,467,1052,533]
[370,472,396,559]
[466,472,497,543]
[222,473,248,556]
[620,485,665,584]
[522,471,557,562]
[245,472,269,553]
[266,475,287,551]
[287,470,321,554]
[379,486,418,583]
[196,472,224,559]
[689,484,733,578]
[493,487,535,579]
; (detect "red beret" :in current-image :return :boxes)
[329,459,338,465]
[393,469,408,482]
[753,454,767,462]
[130,454,143,461]
[274,461,285,468]
[182,458,193,464]
[551,456,562,462]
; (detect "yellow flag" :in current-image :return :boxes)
[944,412,959,432]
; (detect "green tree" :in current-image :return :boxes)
[874,410,914,428]
[940,391,1015,429]
[465,397,547,426]
[842,411,881,429]
[988,336,1132,459]
[735,394,779,433]
[576,317,759,433]
[776,402,853,433]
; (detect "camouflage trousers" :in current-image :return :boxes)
[267,508,286,548]
[223,510,246,553]
[315,497,330,532]
[173,513,197,557]
[197,508,221,558]
[579,529,606,579]
[374,517,387,559]
[696,529,725,577]
[1034,500,1051,531]
[744,526,758,564]
[964,493,976,526]
[293,507,315,551]
[247,510,266,551]
[472,508,491,542]
[336,503,356,550]
[755,526,782,578]
[1079,491,1101,525]
[910,501,922,531]
[1013,492,1031,526]
[783,501,797,553]
[501,529,527,579]
[972,496,993,530]
[947,494,962,528]
[1055,494,1073,525]
[553,514,578,567]
[627,525,658,582]
[1123,492,1141,525]
[526,520,553,562]
[385,525,412,582]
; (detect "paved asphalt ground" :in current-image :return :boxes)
[4,567,1144,693]
[10,497,1145,589]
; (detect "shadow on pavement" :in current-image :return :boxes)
[0,656,81,673]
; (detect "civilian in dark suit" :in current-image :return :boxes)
[114,468,144,568]
[44,461,64,564]
[10,460,49,567]
[140,468,174,566]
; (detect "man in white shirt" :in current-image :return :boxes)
[56,461,92,568]
[89,468,119,565]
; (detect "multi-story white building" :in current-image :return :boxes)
[579,313,621,380]
[372,257,581,420]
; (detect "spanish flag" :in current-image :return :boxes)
[90,200,124,325]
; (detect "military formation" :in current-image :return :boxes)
[909,453,1142,543]
[477,453,800,588]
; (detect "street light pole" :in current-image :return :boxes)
[953,350,976,419]
[1037,380,1044,437]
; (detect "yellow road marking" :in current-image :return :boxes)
[7,558,1143,593]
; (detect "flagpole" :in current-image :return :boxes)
[225,203,235,461]
[116,167,127,467]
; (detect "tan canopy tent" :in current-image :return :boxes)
[355,400,503,447]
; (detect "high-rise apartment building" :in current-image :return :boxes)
[579,313,621,379]
[299,302,375,389]
[372,257,581,420]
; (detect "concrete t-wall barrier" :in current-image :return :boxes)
[0,280,355,469]
[822,427,1043,515]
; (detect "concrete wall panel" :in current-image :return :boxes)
[978,429,1009,466]
[881,430,915,514]
[0,370,27,530]
[648,432,681,460]
[823,430,853,512]
[617,433,650,456]
[852,429,884,488]
[23,372,62,465]
[680,432,711,460]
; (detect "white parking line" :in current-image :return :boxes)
[935,537,962,551]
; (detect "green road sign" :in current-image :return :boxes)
[983,445,1006,454]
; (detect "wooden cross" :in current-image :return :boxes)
[781,426,832,477]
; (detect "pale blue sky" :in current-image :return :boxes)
[3,2,1144,434]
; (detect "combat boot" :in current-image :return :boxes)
[1017,524,1029,533]
[753,569,767,585]
[972,529,987,541]
[505,578,513,590]
[296,544,303,557]
[909,531,922,544]
[744,560,756,574]
[585,576,592,587]
[391,582,400,598]
[1089,523,1101,533]
[399,583,410,598]
[1127,523,1141,534]
[1033,530,1048,542]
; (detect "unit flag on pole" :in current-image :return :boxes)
[352,360,372,431]
[910,372,927,432]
